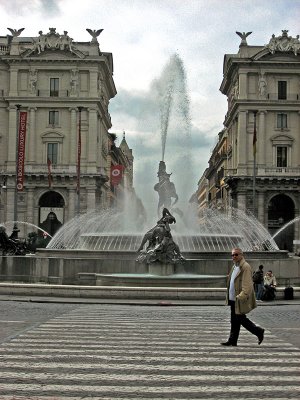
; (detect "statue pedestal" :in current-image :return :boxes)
[148,263,175,276]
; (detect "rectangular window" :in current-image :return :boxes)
[278,81,287,100]
[49,111,59,126]
[277,113,287,129]
[50,78,59,97]
[277,146,287,167]
[47,143,58,165]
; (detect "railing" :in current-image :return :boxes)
[262,167,300,176]
[266,93,299,101]
[25,164,76,174]
[225,167,300,177]
[37,90,70,97]
[225,169,237,176]
[0,45,9,54]
[24,165,108,176]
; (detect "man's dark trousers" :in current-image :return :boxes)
[228,300,262,344]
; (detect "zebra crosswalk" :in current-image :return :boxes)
[0,304,299,399]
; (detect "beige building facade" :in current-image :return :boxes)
[199,30,300,251]
[0,27,129,237]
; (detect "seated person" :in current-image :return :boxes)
[262,270,277,301]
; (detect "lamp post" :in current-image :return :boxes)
[252,110,258,218]
[11,104,21,240]
[76,106,83,215]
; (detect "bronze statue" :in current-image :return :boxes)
[154,161,178,216]
[136,208,185,264]
[0,226,27,256]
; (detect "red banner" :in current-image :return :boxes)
[16,111,27,191]
[110,165,124,186]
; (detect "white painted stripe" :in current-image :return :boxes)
[0,383,299,393]
[0,361,298,372]
[0,354,299,364]
[10,340,289,349]
[0,320,26,323]
[0,371,297,382]
[0,348,298,357]
[0,397,299,400]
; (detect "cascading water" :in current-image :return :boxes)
[46,53,278,254]
[1,221,52,239]
[153,53,194,206]
[47,205,278,252]
[271,216,300,240]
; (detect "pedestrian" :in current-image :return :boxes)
[262,270,277,301]
[253,264,264,301]
[264,270,277,287]
[221,248,265,346]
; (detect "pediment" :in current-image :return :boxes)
[270,134,294,145]
[253,48,300,62]
[41,130,64,142]
[21,28,86,59]
[22,47,86,60]
[254,31,300,61]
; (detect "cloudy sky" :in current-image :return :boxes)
[1,0,299,211]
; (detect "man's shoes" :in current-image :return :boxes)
[221,341,237,346]
[258,329,265,345]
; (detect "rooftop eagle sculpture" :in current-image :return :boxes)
[236,31,252,45]
[7,28,25,37]
[86,29,103,42]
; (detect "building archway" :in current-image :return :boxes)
[39,191,65,236]
[268,194,295,251]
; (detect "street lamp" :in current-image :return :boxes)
[11,104,21,240]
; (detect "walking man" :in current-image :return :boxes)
[221,248,265,346]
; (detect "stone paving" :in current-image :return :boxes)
[0,302,299,399]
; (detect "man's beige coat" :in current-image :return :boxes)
[225,257,257,315]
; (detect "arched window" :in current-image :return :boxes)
[268,194,295,251]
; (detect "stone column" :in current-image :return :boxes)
[6,188,14,221]
[9,68,18,96]
[89,70,98,97]
[237,111,247,169]
[86,187,96,210]
[238,72,248,99]
[258,111,266,167]
[69,108,77,163]
[7,106,17,168]
[87,108,97,170]
[28,107,37,162]
[27,189,34,224]
[237,192,247,212]
[68,189,76,220]
[257,191,265,225]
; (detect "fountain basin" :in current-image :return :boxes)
[79,233,244,252]
[77,272,227,287]
[1,248,295,285]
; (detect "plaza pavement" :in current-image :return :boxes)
[0,296,299,399]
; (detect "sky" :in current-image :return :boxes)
[1,0,299,212]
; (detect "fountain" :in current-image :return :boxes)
[1,54,296,294]
[39,54,283,289]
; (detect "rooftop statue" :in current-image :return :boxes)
[7,27,25,37]
[86,28,104,42]
[236,31,252,46]
[265,30,300,56]
[32,28,74,54]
